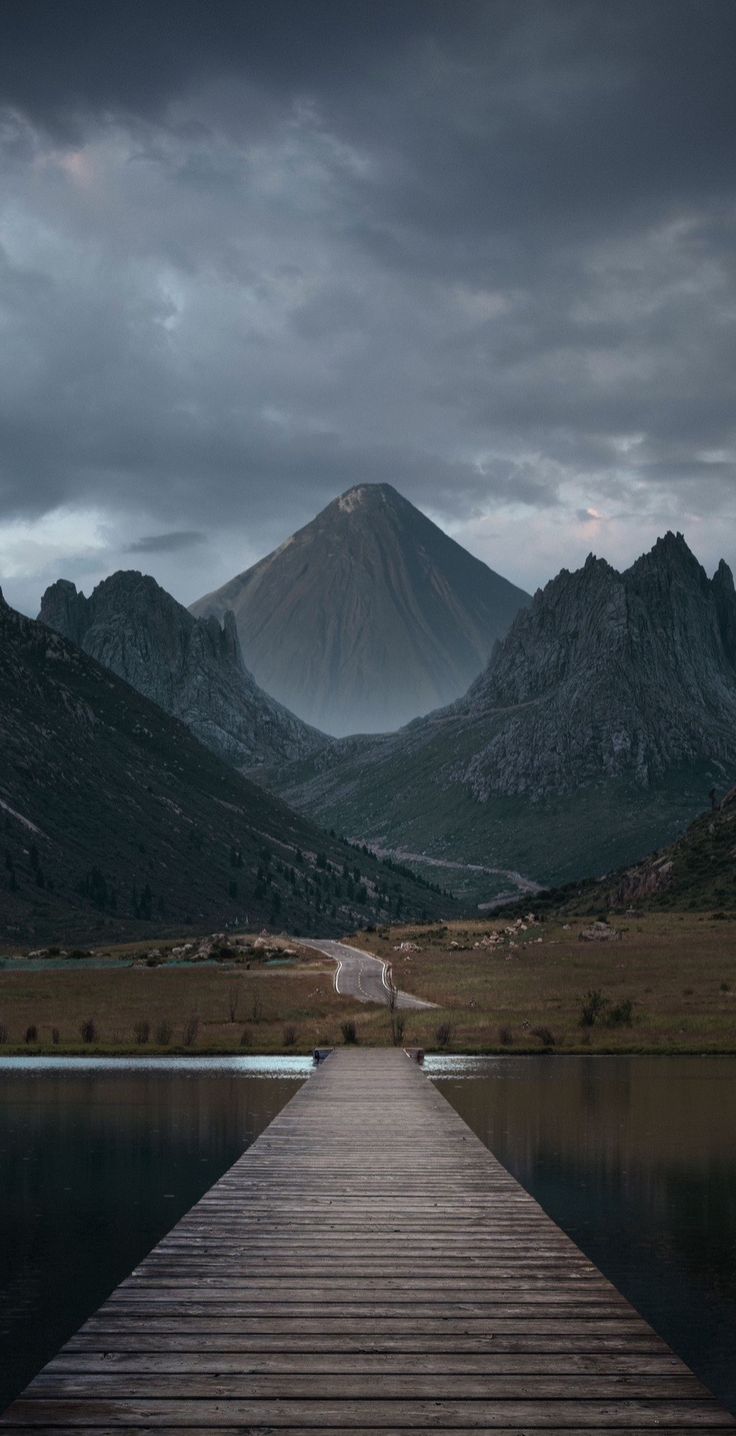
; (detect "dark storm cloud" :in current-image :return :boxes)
[0,0,734,607]
[125,531,206,554]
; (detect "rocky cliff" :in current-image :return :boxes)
[191,483,529,735]
[271,534,736,889]
[39,571,325,772]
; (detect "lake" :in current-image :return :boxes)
[0,1056,310,1410]
[1,1054,735,1415]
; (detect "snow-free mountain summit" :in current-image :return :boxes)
[190,484,529,735]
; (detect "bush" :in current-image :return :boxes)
[155,1021,173,1045]
[531,1025,556,1047]
[435,1022,453,1048]
[391,1015,406,1047]
[498,1025,513,1046]
[51,1027,60,1045]
[24,1024,38,1043]
[340,1019,358,1044]
[605,999,634,1028]
[80,1018,97,1044]
[133,1020,150,1045]
[0,1022,7,1044]
[183,1014,199,1047]
[283,1025,298,1047]
[239,1027,251,1047]
[580,988,608,1027]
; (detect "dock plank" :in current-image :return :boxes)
[2,1047,733,1431]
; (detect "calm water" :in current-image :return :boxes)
[0,1057,309,1411]
[1,1056,735,1417]
[430,1055,736,1415]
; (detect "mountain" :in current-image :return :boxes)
[605,783,736,911]
[190,483,529,735]
[532,784,736,915]
[271,534,736,894]
[0,591,451,945]
[39,571,325,772]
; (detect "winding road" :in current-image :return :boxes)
[303,939,436,1010]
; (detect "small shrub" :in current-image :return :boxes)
[498,1025,513,1046]
[227,985,240,1023]
[435,1021,453,1048]
[283,1024,298,1047]
[605,999,634,1028]
[531,1025,556,1047]
[51,1027,60,1045]
[341,1019,358,1045]
[183,1014,199,1047]
[721,981,731,992]
[0,1022,7,1044]
[133,1020,150,1045]
[250,992,264,1024]
[580,988,608,1027]
[80,1018,97,1044]
[155,1021,173,1046]
[391,1015,406,1046]
[24,1024,38,1044]
[239,1027,252,1047]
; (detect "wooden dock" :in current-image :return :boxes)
[2,1047,734,1432]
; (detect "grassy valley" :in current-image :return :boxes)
[2,912,735,1055]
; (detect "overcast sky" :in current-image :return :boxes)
[1,0,735,615]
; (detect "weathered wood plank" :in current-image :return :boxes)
[4,1397,733,1426]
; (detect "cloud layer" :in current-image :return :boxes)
[1,0,734,612]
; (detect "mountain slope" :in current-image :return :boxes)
[271,534,736,890]
[604,784,736,911]
[532,784,736,915]
[39,572,325,773]
[191,483,529,735]
[0,592,451,945]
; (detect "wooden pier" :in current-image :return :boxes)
[2,1047,734,1432]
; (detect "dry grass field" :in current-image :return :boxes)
[1,913,735,1052]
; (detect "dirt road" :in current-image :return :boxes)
[304,939,436,1010]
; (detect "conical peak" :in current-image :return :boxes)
[333,482,402,516]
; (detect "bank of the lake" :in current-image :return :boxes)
[2,912,736,1052]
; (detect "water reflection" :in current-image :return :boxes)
[431,1055,736,1416]
[0,1060,306,1410]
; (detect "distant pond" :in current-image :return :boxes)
[1,1054,735,1417]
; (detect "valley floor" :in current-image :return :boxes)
[1,913,736,1054]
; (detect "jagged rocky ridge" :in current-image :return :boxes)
[40,571,326,772]
[191,482,529,735]
[271,534,736,888]
[0,590,451,943]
